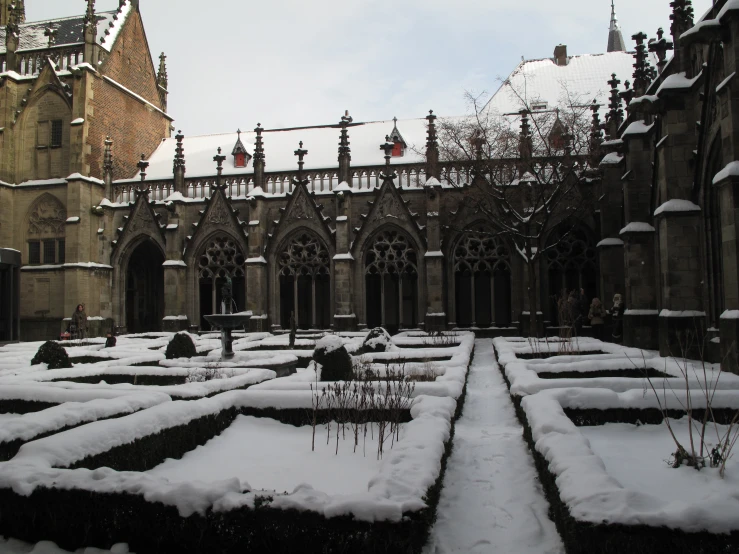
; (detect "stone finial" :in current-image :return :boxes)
[426,109,440,180]
[137,153,149,183]
[44,26,58,48]
[213,147,226,175]
[253,123,265,189]
[84,0,97,35]
[293,141,309,188]
[174,130,185,169]
[606,73,624,134]
[103,136,113,172]
[157,52,168,90]
[338,111,352,184]
[631,32,650,97]
[669,0,694,41]
[518,109,533,161]
[381,135,394,169]
[648,28,674,74]
[589,101,603,162]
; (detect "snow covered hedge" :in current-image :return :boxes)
[518,388,739,553]
[0,389,466,554]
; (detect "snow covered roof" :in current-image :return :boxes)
[484,51,638,118]
[137,117,431,181]
[0,2,133,54]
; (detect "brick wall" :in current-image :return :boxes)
[87,11,170,180]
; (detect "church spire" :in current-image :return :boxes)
[607,1,626,52]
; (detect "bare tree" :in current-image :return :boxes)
[436,79,600,337]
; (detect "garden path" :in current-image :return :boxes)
[424,338,564,554]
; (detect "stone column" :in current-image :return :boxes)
[424,179,445,331]
[333,184,357,331]
[245,189,269,332]
[597,146,626,316]
[621,121,658,349]
[161,197,189,332]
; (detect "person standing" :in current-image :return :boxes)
[588,298,605,341]
[71,304,87,340]
[609,294,625,343]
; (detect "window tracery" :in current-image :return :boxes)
[278,233,330,277]
[365,230,417,276]
[197,237,245,280]
[454,229,510,274]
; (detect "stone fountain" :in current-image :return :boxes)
[203,277,250,359]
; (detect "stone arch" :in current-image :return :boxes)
[25,193,66,265]
[702,134,723,328]
[14,87,72,182]
[451,224,513,327]
[188,231,247,329]
[111,233,166,334]
[542,223,598,324]
[272,229,332,329]
[360,225,422,331]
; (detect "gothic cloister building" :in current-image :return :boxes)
[2,1,739,371]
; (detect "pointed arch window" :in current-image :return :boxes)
[197,236,246,328]
[365,229,418,330]
[453,228,512,327]
[278,232,331,329]
[26,194,66,265]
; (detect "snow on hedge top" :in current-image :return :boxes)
[315,335,345,354]
[522,389,739,532]
[653,199,700,216]
[0,390,459,522]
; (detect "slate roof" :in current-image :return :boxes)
[0,1,132,54]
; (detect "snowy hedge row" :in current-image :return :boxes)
[517,388,739,552]
[0,389,464,553]
[0,391,170,461]
[494,337,739,399]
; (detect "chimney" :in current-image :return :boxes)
[553,44,568,66]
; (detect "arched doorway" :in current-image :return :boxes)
[545,226,597,324]
[197,236,246,329]
[365,229,418,332]
[278,232,331,329]
[126,240,165,333]
[454,228,511,327]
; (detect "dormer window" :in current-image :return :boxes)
[389,117,407,157]
[231,129,251,169]
[548,111,568,150]
[532,102,548,111]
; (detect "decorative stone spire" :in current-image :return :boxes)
[518,110,532,160]
[606,74,624,137]
[213,147,226,189]
[670,0,694,42]
[648,28,673,74]
[607,1,626,52]
[1,0,24,27]
[425,110,440,181]
[4,2,21,71]
[253,123,265,189]
[84,0,97,39]
[589,101,603,164]
[338,111,352,184]
[293,141,309,188]
[44,26,58,48]
[173,130,186,193]
[103,136,114,198]
[380,135,395,182]
[136,154,149,195]
[157,53,168,90]
[631,32,650,97]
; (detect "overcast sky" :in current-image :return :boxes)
[28,0,713,135]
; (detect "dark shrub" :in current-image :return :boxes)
[313,335,353,381]
[31,341,72,369]
[362,327,392,353]
[165,333,197,360]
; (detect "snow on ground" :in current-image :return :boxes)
[0,537,133,553]
[148,415,386,495]
[580,420,739,505]
[424,339,564,554]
